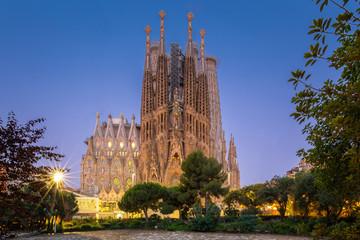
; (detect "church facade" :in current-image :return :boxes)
[80,11,241,200]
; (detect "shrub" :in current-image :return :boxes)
[80,224,93,231]
[56,223,63,233]
[128,219,144,229]
[166,224,191,231]
[311,223,328,240]
[223,208,240,223]
[157,218,173,230]
[62,222,73,228]
[149,214,161,221]
[144,220,157,230]
[240,207,262,216]
[222,215,260,233]
[109,222,126,230]
[264,220,297,235]
[189,215,217,232]
[296,222,313,236]
[328,221,350,240]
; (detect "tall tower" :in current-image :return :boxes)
[228,134,240,189]
[206,56,224,165]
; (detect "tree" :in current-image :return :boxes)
[160,185,189,219]
[260,176,294,221]
[55,190,79,224]
[0,112,63,232]
[223,183,266,216]
[118,182,164,222]
[288,0,360,222]
[294,171,318,218]
[180,150,228,213]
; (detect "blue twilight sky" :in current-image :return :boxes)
[0,0,344,188]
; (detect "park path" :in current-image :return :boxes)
[16,229,312,240]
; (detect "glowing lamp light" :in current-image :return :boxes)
[131,142,135,149]
[108,141,112,148]
[120,142,124,148]
[53,171,64,183]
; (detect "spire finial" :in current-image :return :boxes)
[120,113,123,119]
[159,10,166,54]
[199,29,206,73]
[185,12,194,56]
[108,113,112,119]
[187,12,194,21]
[144,25,152,70]
[132,113,135,120]
[96,112,100,119]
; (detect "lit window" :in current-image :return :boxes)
[108,141,112,148]
[88,160,91,165]
[131,142,135,149]
[120,142,124,148]
[115,161,118,166]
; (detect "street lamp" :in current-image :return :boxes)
[51,169,66,233]
[53,171,63,183]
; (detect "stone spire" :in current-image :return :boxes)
[199,29,206,73]
[185,12,194,56]
[94,112,103,138]
[159,10,166,55]
[144,25,152,70]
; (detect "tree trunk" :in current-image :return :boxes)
[143,208,149,222]
[178,207,182,220]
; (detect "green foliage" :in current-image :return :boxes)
[54,190,79,223]
[166,224,191,231]
[289,0,360,223]
[156,218,173,230]
[294,171,318,218]
[260,176,294,221]
[223,184,265,216]
[264,219,298,235]
[128,219,145,229]
[118,182,165,221]
[328,219,360,240]
[312,223,328,240]
[240,207,262,216]
[180,150,228,212]
[189,215,217,232]
[0,112,63,233]
[223,208,240,222]
[160,185,188,219]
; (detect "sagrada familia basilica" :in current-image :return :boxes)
[80,11,240,202]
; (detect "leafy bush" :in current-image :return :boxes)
[311,223,328,240]
[128,219,144,229]
[189,215,217,232]
[157,218,173,230]
[166,224,191,231]
[149,214,161,221]
[222,215,260,233]
[62,222,73,228]
[328,219,360,240]
[240,207,262,216]
[296,222,313,236]
[80,224,93,231]
[264,220,297,235]
[56,223,63,233]
[144,220,157,229]
[109,222,126,229]
[223,208,240,223]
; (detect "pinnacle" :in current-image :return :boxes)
[159,10,166,19]
[145,25,152,34]
[187,12,194,21]
[200,29,206,38]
